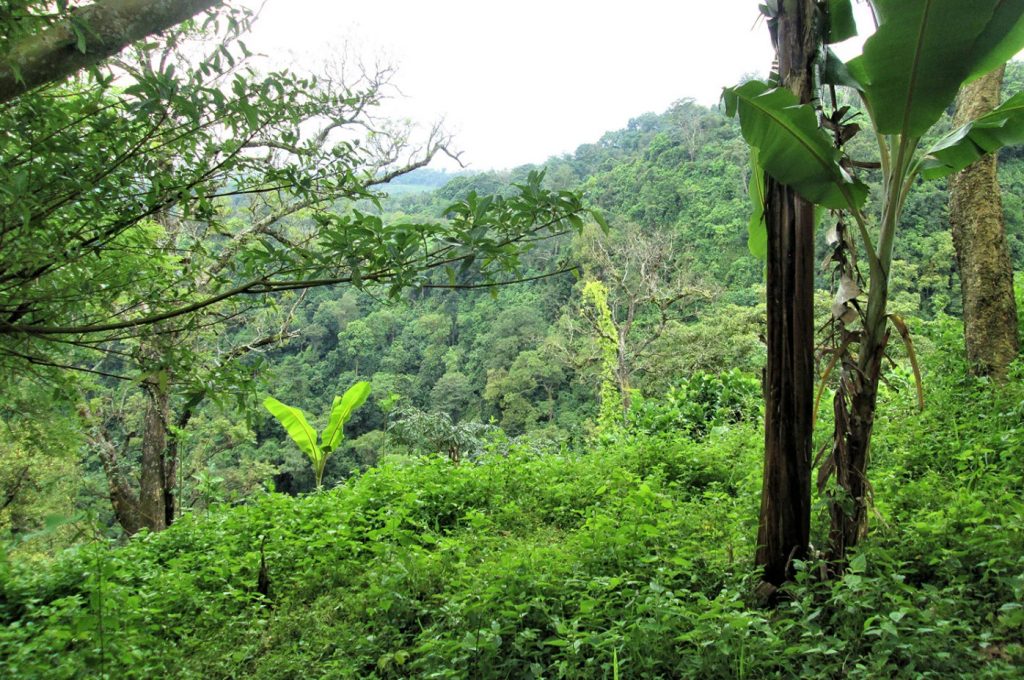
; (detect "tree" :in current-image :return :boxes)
[80,301,300,534]
[431,367,476,423]
[0,5,591,376]
[46,32,441,534]
[752,0,818,593]
[0,4,593,535]
[949,65,1021,379]
[0,380,82,550]
[0,0,223,103]
[572,223,711,423]
[726,0,1024,566]
[484,347,565,434]
[390,407,496,464]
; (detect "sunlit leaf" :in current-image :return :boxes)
[263,397,320,463]
[322,381,371,452]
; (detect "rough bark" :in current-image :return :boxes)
[755,0,816,591]
[0,0,221,104]
[137,378,171,532]
[91,379,205,535]
[84,400,143,534]
[949,65,1020,379]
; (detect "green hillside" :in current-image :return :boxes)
[2,331,1023,677]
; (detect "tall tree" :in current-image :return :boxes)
[572,223,710,424]
[754,0,817,592]
[0,4,593,534]
[949,65,1021,379]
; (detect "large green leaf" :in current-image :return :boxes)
[826,0,857,44]
[322,381,371,452]
[747,150,768,260]
[263,397,321,463]
[723,80,867,211]
[823,48,859,89]
[847,0,1024,137]
[920,91,1024,179]
[966,4,1024,82]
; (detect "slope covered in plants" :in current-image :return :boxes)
[2,320,1022,678]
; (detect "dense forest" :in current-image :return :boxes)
[1,1,1023,678]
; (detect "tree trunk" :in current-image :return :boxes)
[96,439,143,536]
[137,377,171,532]
[949,65,1020,379]
[826,328,887,563]
[756,0,816,591]
[0,0,222,104]
[616,326,632,418]
[83,398,144,534]
[163,392,203,526]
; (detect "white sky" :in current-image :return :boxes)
[240,1,867,171]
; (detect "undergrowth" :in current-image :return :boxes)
[1,322,1021,678]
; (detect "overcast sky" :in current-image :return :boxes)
[241,1,864,171]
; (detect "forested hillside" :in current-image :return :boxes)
[188,86,1024,501]
[1,1,1023,678]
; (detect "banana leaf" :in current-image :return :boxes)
[747,149,768,259]
[920,91,1024,179]
[322,381,371,452]
[263,397,321,463]
[826,0,857,44]
[847,0,1024,138]
[723,80,868,211]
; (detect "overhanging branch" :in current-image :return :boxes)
[0,0,223,104]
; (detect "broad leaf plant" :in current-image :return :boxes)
[724,0,1024,557]
[264,381,371,489]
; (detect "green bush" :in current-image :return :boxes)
[630,369,762,438]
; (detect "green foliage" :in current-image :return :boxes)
[263,381,371,489]
[2,9,1023,676]
[922,91,1024,178]
[580,280,622,432]
[389,407,498,464]
[722,80,868,212]
[728,6,1024,276]
[631,369,762,439]
[728,6,1024,555]
[848,0,1024,137]
[485,348,565,433]
[0,381,82,557]
[2,347,1022,677]
[747,149,768,258]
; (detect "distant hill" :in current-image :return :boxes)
[382,167,469,194]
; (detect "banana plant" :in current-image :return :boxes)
[263,381,371,489]
[724,0,1024,561]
